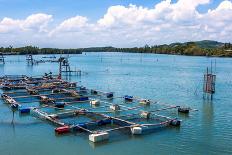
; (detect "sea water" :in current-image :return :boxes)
[0,52,232,155]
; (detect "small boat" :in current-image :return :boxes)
[106,92,114,98]
[124,95,133,102]
[178,107,190,114]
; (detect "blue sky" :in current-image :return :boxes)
[1,0,169,22]
[0,0,231,47]
[0,0,222,21]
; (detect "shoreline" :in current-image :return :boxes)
[2,51,231,58]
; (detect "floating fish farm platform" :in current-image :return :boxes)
[0,74,193,143]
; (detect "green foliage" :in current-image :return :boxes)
[0,46,82,55]
[1,40,232,57]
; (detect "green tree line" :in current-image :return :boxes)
[1,41,232,57]
[0,46,82,55]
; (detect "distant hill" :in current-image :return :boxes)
[194,40,224,49]
[169,40,224,49]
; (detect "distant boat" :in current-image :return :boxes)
[42,56,56,59]
[178,107,190,113]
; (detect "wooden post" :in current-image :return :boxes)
[0,53,5,64]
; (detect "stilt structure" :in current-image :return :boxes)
[58,57,81,78]
[0,53,5,64]
[203,63,216,99]
[61,57,71,73]
[26,54,34,65]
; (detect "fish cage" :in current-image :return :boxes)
[0,74,194,143]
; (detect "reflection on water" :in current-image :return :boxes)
[0,64,4,75]
[202,99,214,126]
[63,74,72,81]
[202,99,214,147]
[11,120,16,137]
[26,64,34,73]
[89,140,110,149]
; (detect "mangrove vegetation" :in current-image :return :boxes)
[1,40,232,57]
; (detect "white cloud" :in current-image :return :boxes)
[0,13,52,34]
[97,4,156,27]
[0,13,53,47]
[201,0,232,35]
[52,16,89,33]
[22,13,53,32]
[0,0,232,47]
[169,0,210,21]
[0,17,21,33]
[215,0,232,10]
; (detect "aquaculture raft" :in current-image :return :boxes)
[0,74,193,143]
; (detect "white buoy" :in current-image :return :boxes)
[89,132,109,142]
[140,111,151,119]
[90,100,100,106]
[131,127,143,135]
[110,104,120,111]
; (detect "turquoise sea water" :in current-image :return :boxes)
[0,52,232,155]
